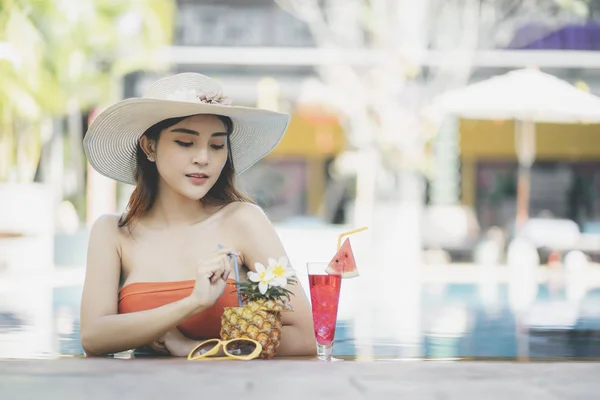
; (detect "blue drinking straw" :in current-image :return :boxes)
[218,244,243,307]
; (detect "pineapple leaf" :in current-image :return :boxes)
[229,278,297,303]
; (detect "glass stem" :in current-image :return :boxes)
[316,342,333,361]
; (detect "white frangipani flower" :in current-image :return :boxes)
[266,256,295,287]
[248,262,275,295]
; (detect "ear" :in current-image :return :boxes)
[140,136,156,162]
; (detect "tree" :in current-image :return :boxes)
[477,0,600,49]
[274,0,482,242]
[0,0,175,189]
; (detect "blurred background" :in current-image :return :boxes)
[2,0,600,360]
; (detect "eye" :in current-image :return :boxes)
[211,144,225,150]
[175,140,193,147]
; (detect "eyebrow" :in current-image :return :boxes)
[171,128,228,137]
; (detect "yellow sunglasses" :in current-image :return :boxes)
[187,338,262,361]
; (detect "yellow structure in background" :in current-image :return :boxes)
[459,119,600,206]
[266,111,346,215]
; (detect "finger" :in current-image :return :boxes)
[221,255,232,281]
[154,335,166,347]
[209,262,225,284]
[197,265,213,281]
[198,262,221,280]
[224,266,231,281]
[214,276,227,294]
[215,252,241,269]
[214,247,241,258]
[221,250,243,271]
[149,341,169,356]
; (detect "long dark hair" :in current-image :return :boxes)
[118,114,254,229]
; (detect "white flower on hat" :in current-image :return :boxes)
[83,72,291,186]
[165,88,232,106]
[198,90,232,106]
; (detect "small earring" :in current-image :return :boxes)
[147,154,154,162]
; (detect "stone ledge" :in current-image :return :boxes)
[0,358,598,399]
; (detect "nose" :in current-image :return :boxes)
[192,146,209,166]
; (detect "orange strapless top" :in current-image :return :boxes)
[118,280,239,340]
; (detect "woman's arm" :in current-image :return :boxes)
[232,203,316,357]
[79,215,208,356]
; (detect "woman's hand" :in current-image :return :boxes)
[161,328,198,357]
[147,337,171,356]
[188,247,240,310]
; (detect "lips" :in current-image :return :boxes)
[186,173,209,178]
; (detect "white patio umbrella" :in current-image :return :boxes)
[434,68,600,124]
[432,68,600,230]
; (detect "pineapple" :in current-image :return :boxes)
[220,257,297,359]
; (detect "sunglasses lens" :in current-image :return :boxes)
[225,340,258,356]
[190,341,219,358]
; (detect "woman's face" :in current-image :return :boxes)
[144,114,229,201]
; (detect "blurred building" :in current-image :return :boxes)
[427,8,600,240]
[117,0,347,223]
[91,0,600,237]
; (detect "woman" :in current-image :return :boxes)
[80,73,316,357]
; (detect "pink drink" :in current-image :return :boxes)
[309,274,342,345]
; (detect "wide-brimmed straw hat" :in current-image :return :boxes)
[83,72,290,185]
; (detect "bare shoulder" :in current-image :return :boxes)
[221,202,281,256]
[89,214,127,249]
[221,202,285,270]
[91,213,120,230]
[90,213,122,234]
[222,201,271,228]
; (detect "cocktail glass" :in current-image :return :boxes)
[307,262,342,361]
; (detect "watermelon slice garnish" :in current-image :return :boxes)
[325,238,359,278]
